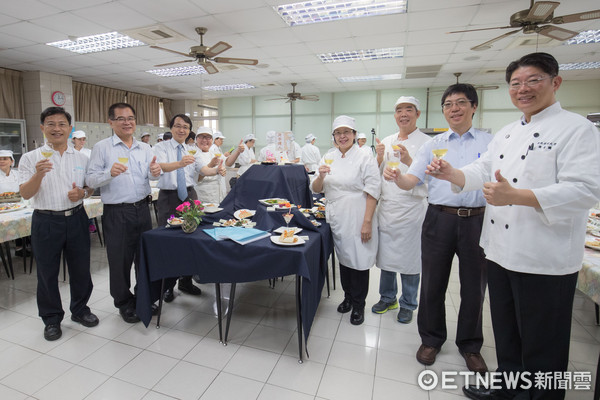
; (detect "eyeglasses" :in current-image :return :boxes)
[173,124,190,130]
[509,76,553,90]
[44,122,70,128]
[111,116,136,123]
[197,136,212,141]
[442,99,472,110]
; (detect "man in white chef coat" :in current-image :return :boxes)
[383,84,492,374]
[372,96,431,324]
[300,133,320,173]
[426,52,600,400]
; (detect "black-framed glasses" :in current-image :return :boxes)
[111,116,136,123]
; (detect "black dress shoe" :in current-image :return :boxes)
[178,277,202,295]
[163,288,174,303]
[337,299,352,313]
[71,312,99,327]
[462,385,513,400]
[350,308,365,325]
[44,324,62,341]
[119,307,140,323]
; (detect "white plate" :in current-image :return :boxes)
[0,203,26,213]
[273,226,303,234]
[203,207,223,214]
[259,198,286,206]
[270,235,305,246]
[234,209,256,220]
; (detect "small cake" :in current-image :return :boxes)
[279,229,298,243]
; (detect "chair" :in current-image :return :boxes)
[0,241,15,280]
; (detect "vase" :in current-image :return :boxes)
[181,219,198,233]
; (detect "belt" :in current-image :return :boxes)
[160,187,194,192]
[105,195,151,208]
[35,203,83,217]
[430,204,486,217]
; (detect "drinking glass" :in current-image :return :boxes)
[323,153,334,174]
[283,211,293,228]
[41,142,54,159]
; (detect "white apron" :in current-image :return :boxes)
[195,151,226,204]
[318,146,381,270]
[376,130,431,274]
[0,169,20,193]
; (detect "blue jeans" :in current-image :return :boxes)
[378,270,420,310]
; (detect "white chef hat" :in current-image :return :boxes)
[196,126,213,136]
[157,133,164,140]
[213,131,225,139]
[265,130,276,145]
[140,132,150,138]
[356,133,367,139]
[332,115,355,132]
[0,150,15,166]
[305,134,316,143]
[72,130,86,139]
[243,133,256,143]
[394,95,421,111]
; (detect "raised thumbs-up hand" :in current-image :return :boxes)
[150,155,161,177]
[237,139,245,153]
[482,169,513,206]
[375,137,385,158]
[67,182,81,202]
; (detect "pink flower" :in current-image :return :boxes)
[194,200,202,206]
[182,201,191,208]
[175,204,184,212]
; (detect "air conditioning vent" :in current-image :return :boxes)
[123,25,186,45]
[405,65,442,79]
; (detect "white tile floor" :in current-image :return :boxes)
[0,238,598,399]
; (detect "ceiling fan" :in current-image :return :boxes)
[449,1,600,51]
[150,27,258,74]
[266,83,319,103]
[428,73,499,93]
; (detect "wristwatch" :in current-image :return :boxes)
[83,189,89,198]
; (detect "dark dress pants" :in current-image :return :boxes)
[418,205,487,352]
[156,187,198,227]
[488,261,578,400]
[32,206,93,325]
[156,188,198,290]
[339,263,369,310]
[103,201,152,309]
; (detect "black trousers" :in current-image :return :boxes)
[339,264,369,309]
[31,206,92,326]
[156,187,198,227]
[103,200,152,309]
[157,188,198,290]
[418,205,487,352]
[488,261,577,400]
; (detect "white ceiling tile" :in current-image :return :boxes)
[121,0,206,22]
[304,38,357,53]
[0,21,64,43]
[31,12,108,38]
[0,0,63,20]
[0,33,36,49]
[37,0,113,12]
[189,0,267,14]
[71,2,156,31]
[408,6,478,31]
[0,12,19,26]
[212,7,286,33]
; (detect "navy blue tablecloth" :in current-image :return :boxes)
[220,164,314,211]
[136,164,332,343]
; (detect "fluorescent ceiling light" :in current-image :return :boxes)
[47,32,145,54]
[559,61,600,70]
[203,84,256,91]
[146,65,207,77]
[319,47,403,63]
[339,74,402,82]
[566,30,600,45]
[275,0,407,26]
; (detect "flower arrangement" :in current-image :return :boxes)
[172,200,204,232]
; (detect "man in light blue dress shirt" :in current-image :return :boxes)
[87,103,161,324]
[383,84,492,374]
